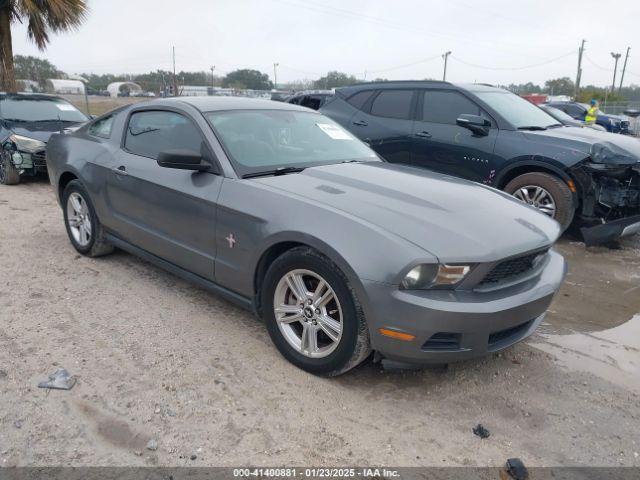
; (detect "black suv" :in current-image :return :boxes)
[320,81,640,244]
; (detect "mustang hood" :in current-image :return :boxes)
[521,127,640,166]
[255,162,561,263]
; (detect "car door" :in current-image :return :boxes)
[348,89,416,163]
[409,89,499,183]
[105,108,222,281]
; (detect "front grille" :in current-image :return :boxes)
[422,332,461,351]
[480,250,547,285]
[488,320,533,348]
[32,150,47,167]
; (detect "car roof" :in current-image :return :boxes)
[335,81,507,96]
[149,96,314,113]
[290,90,333,96]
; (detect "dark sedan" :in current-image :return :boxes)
[0,93,89,185]
[546,101,631,134]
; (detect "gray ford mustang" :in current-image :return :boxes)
[46,97,566,376]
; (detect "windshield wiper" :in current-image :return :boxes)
[242,166,307,179]
[2,118,28,123]
[517,125,548,131]
[547,123,565,128]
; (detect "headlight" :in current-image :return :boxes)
[9,134,46,153]
[401,264,471,290]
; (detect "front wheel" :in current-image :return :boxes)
[504,172,575,231]
[261,247,371,376]
[0,150,20,185]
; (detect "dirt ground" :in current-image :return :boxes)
[1,178,639,468]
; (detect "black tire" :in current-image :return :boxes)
[261,247,371,376]
[62,180,114,257]
[0,149,20,185]
[504,172,575,231]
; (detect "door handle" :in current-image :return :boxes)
[415,131,432,138]
[112,165,128,176]
[352,120,368,126]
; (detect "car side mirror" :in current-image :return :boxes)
[456,114,491,136]
[157,149,212,172]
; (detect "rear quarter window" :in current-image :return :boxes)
[369,90,414,120]
[346,90,374,110]
[88,114,115,138]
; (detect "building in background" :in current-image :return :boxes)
[45,79,85,95]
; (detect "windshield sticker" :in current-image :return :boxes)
[316,123,353,140]
[56,104,77,111]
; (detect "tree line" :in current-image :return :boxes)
[505,77,640,102]
[12,55,640,101]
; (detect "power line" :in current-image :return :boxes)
[270,0,554,61]
[448,0,578,43]
[450,50,576,71]
[584,54,610,71]
[368,54,441,74]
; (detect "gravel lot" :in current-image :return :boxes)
[1,179,639,467]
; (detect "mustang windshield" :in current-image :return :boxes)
[205,110,378,176]
[475,91,560,130]
[0,96,88,123]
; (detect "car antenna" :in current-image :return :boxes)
[58,114,63,134]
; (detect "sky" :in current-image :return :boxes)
[9,0,640,88]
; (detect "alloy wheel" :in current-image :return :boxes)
[273,269,343,358]
[513,185,557,218]
[66,192,93,247]
[0,153,7,184]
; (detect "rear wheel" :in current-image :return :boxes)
[0,150,20,185]
[504,172,575,231]
[261,247,371,376]
[62,180,114,257]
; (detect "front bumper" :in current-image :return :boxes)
[572,163,640,244]
[10,149,47,174]
[362,250,566,365]
[581,214,640,246]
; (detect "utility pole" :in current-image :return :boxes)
[442,51,451,81]
[172,46,178,97]
[273,63,279,90]
[611,52,622,92]
[574,39,585,100]
[619,47,630,93]
[210,65,215,88]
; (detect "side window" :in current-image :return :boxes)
[369,90,414,120]
[88,114,115,138]
[346,90,374,110]
[289,96,302,105]
[301,95,322,110]
[124,110,205,160]
[422,91,481,124]
[565,105,584,118]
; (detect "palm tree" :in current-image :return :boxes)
[0,0,88,92]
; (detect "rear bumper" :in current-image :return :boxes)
[361,250,566,365]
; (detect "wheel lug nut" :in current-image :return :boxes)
[315,309,320,314]
[307,299,312,305]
